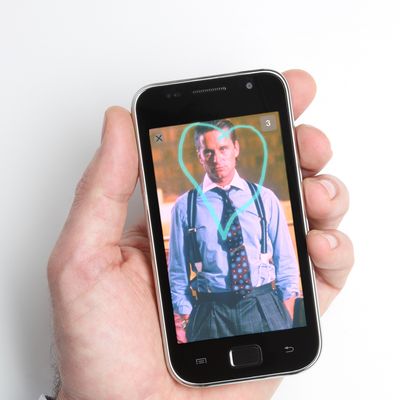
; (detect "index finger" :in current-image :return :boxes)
[283,70,333,176]
[283,69,317,119]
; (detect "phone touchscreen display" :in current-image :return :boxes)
[149,112,306,343]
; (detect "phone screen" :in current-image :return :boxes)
[149,111,306,344]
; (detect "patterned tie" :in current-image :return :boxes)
[212,187,253,295]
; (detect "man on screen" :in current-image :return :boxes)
[169,119,300,343]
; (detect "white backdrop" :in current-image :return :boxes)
[1,1,399,399]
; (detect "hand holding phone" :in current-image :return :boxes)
[132,69,351,386]
[47,70,353,400]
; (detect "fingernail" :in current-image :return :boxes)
[321,233,338,249]
[319,179,337,199]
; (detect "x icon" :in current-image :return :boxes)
[155,134,163,142]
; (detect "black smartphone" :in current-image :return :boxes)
[132,70,321,386]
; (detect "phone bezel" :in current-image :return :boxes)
[132,70,322,386]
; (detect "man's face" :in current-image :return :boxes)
[197,129,240,184]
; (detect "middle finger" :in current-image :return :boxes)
[296,124,332,177]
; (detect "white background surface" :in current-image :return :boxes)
[1,1,399,399]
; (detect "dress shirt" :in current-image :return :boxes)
[169,170,300,315]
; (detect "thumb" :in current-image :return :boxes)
[55,106,138,258]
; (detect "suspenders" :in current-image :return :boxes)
[186,181,268,272]
[246,181,268,254]
[187,189,202,282]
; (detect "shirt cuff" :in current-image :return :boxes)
[38,395,55,400]
[174,300,193,315]
[280,285,300,301]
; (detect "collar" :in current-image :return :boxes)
[202,170,247,193]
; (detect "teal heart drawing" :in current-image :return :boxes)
[178,122,268,240]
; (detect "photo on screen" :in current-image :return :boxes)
[149,112,306,344]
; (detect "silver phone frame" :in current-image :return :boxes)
[131,69,322,387]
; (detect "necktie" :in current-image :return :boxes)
[212,187,253,295]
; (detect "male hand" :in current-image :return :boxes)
[283,296,296,320]
[48,70,354,400]
[174,313,190,343]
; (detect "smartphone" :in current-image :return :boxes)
[132,70,321,386]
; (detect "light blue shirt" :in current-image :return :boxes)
[168,171,300,315]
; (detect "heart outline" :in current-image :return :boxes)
[178,122,268,240]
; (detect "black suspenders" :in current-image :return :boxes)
[187,189,201,282]
[246,181,268,254]
[186,182,268,268]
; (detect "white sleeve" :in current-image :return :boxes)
[38,395,54,400]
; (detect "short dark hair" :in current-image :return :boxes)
[194,119,236,151]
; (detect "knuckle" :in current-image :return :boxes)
[47,246,111,295]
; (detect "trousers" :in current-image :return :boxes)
[186,285,293,342]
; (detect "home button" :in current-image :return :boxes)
[229,344,263,368]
